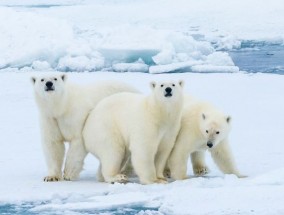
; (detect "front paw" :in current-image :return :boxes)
[63,173,78,181]
[63,169,80,181]
[193,166,210,176]
[155,178,168,184]
[110,174,129,184]
[44,176,61,182]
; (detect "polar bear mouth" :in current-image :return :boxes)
[164,93,172,97]
[45,87,55,92]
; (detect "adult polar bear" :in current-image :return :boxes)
[83,81,184,184]
[167,99,245,180]
[31,72,139,182]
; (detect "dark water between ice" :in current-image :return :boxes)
[228,40,284,74]
[0,202,159,215]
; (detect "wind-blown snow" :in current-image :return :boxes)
[0,71,284,214]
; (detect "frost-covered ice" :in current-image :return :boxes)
[1,71,284,214]
[1,0,284,73]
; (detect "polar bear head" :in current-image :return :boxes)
[31,73,67,99]
[150,80,184,104]
[199,111,231,149]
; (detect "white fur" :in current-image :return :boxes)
[83,81,184,184]
[31,72,139,182]
[168,100,244,180]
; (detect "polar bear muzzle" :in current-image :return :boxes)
[164,87,172,97]
[207,141,213,148]
[45,81,55,92]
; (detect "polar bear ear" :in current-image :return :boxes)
[179,80,184,88]
[150,81,156,90]
[226,116,231,123]
[61,74,67,82]
[202,113,206,120]
[31,77,36,84]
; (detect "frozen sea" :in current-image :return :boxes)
[1,0,284,74]
[0,0,284,214]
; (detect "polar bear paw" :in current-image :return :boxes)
[63,166,81,181]
[193,166,210,176]
[63,172,78,181]
[63,175,73,181]
[109,174,129,184]
[155,178,168,184]
[44,176,61,182]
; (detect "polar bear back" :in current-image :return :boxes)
[66,81,140,113]
[84,92,154,148]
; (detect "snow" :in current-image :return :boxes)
[57,53,105,72]
[1,0,284,214]
[1,71,284,214]
[112,59,149,73]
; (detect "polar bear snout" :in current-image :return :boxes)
[45,81,55,92]
[46,81,53,88]
[164,87,172,97]
[207,141,213,148]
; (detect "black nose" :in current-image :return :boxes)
[207,141,213,148]
[165,87,172,93]
[46,81,53,88]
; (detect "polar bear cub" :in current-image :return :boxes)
[167,100,244,180]
[31,72,139,182]
[83,81,184,184]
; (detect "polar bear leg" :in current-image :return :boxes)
[100,146,128,184]
[130,141,160,184]
[41,118,65,182]
[210,139,244,178]
[167,135,196,180]
[155,137,176,180]
[167,151,188,180]
[43,140,65,182]
[191,151,210,176]
[63,138,87,181]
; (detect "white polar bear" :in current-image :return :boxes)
[83,81,184,184]
[31,72,139,182]
[167,100,244,180]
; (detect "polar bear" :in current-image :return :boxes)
[31,72,139,182]
[83,81,184,184]
[167,100,244,180]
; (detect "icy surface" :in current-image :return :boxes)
[1,0,284,73]
[0,71,284,214]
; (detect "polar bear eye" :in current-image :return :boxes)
[161,85,164,87]
[216,131,220,134]
[54,78,57,81]
[172,84,175,87]
[206,130,208,133]
[41,79,44,82]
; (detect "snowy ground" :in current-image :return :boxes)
[1,0,284,214]
[1,71,284,214]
